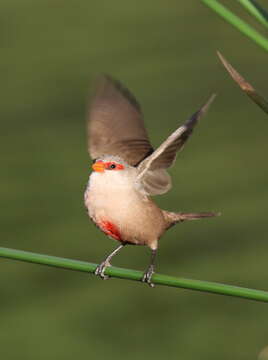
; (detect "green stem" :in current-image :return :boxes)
[202,0,268,52]
[237,0,268,29]
[1,246,268,303]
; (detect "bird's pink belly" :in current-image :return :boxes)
[98,220,122,241]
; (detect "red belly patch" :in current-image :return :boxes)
[99,220,122,241]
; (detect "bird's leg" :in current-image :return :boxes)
[95,244,125,280]
[142,248,157,287]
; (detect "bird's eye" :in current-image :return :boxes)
[104,162,124,170]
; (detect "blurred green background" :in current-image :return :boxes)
[1,1,268,359]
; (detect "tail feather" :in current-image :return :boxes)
[163,210,220,229]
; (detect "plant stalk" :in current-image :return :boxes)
[202,0,268,52]
[1,246,268,303]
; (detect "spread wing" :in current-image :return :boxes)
[87,75,153,166]
[136,94,216,195]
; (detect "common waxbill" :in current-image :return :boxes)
[84,75,218,286]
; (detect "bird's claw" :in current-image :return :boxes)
[142,265,155,288]
[94,261,111,280]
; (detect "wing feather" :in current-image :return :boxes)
[87,75,153,166]
[136,94,216,195]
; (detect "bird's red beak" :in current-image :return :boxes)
[92,161,105,172]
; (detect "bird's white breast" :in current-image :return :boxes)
[84,169,166,247]
[85,169,143,222]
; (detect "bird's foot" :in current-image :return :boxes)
[94,261,111,280]
[142,265,155,288]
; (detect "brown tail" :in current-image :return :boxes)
[163,210,220,229]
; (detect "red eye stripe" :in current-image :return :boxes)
[104,162,124,170]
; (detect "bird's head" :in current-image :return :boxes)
[91,156,127,174]
[90,156,138,189]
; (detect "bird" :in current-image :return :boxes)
[84,75,218,287]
